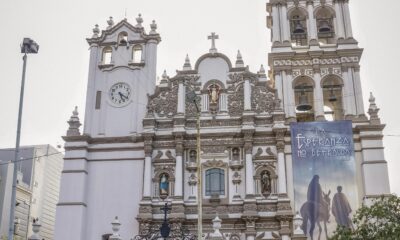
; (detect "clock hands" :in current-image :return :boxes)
[118,92,129,101]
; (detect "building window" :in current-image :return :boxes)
[102,47,112,65]
[205,168,225,196]
[132,45,143,63]
[95,91,102,109]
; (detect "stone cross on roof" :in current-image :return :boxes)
[208,32,219,53]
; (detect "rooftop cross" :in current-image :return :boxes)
[208,32,219,53]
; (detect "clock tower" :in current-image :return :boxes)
[84,15,160,137]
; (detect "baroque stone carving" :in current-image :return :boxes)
[203,159,228,168]
[251,85,275,114]
[228,85,244,116]
[147,84,178,118]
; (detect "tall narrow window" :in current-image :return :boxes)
[95,91,102,109]
[102,47,112,65]
[132,45,143,63]
[205,168,225,196]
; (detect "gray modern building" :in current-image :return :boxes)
[0,145,63,240]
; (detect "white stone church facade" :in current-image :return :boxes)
[54,1,391,239]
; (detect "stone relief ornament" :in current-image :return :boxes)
[147,84,178,118]
[251,85,275,114]
[228,85,244,116]
[208,83,221,104]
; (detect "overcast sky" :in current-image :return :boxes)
[0,0,399,194]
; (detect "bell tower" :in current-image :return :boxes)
[83,15,161,137]
[267,0,365,122]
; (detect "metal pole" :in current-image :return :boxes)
[196,110,202,239]
[8,51,28,240]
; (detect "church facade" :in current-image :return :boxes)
[54,1,391,240]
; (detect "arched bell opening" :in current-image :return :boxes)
[315,7,336,44]
[289,8,308,47]
[117,32,128,45]
[293,76,315,122]
[132,45,143,63]
[322,76,344,121]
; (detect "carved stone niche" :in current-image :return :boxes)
[229,147,243,170]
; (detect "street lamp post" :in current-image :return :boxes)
[186,91,202,239]
[8,38,39,240]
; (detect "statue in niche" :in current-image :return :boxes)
[208,84,221,104]
[159,173,169,198]
[261,170,272,196]
[189,150,197,163]
[232,148,240,161]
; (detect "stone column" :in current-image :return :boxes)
[143,135,153,198]
[244,79,252,111]
[202,93,209,112]
[219,93,227,112]
[307,0,318,43]
[280,3,290,43]
[275,130,287,194]
[334,0,345,39]
[353,67,365,116]
[342,67,356,117]
[244,132,255,196]
[177,81,185,114]
[283,71,296,120]
[174,135,184,198]
[272,4,281,43]
[83,43,99,135]
[313,71,325,120]
[275,71,284,109]
[343,0,353,39]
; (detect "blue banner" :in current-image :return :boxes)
[291,121,358,240]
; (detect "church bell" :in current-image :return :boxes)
[293,21,306,34]
[296,91,313,111]
[318,20,331,33]
[328,88,338,102]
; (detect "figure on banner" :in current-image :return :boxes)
[332,186,353,229]
[159,173,169,197]
[300,175,331,240]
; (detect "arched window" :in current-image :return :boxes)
[118,32,128,45]
[322,76,344,121]
[102,47,112,65]
[294,76,315,122]
[315,7,335,44]
[205,168,225,196]
[289,9,308,46]
[132,45,143,63]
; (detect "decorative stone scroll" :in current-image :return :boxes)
[251,85,275,114]
[228,85,244,116]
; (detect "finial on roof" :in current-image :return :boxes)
[107,17,114,30]
[183,54,192,71]
[67,106,81,136]
[136,14,143,28]
[109,216,122,240]
[160,70,169,84]
[149,20,157,34]
[235,50,244,68]
[259,64,266,74]
[28,218,41,240]
[368,92,381,124]
[208,32,219,53]
[92,24,100,38]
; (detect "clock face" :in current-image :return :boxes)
[109,82,132,106]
